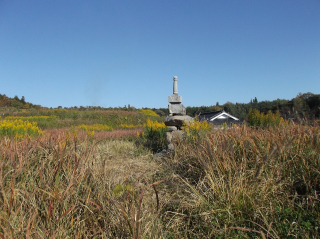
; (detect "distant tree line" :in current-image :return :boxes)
[0,94,41,109]
[63,105,138,112]
[182,92,320,121]
[1,92,319,121]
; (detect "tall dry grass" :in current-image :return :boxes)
[0,132,165,238]
[44,128,143,141]
[1,122,319,238]
[163,124,320,238]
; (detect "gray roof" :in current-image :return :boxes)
[198,110,240,124]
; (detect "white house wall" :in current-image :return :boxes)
[210,112,239,121]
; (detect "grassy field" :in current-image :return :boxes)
[0,108,162,129]
[0,110,319,238]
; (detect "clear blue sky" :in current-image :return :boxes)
[1,1,319,108]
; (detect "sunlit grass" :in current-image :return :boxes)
[0,132,164,238]
[76,123,113,137]
[164,123,320,238]
[0,120,319,238]
[5,115,57,120]
[119,123,143,129]
[138,109,159,117]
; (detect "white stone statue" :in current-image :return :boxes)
[168,76,182,104]
[173,76,178,94]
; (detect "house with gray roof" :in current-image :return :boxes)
[198,110,240,126]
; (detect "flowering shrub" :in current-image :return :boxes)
[0,119,43,138]
[138,109,159,117]
[137,119,167,153]
[145,118,166,131]
[5,115,59,129]
[136,131,144,137]
[183,118,212,140]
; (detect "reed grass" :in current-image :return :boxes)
[0,122,319,238]
[0,133,165,238]
[163,123,320,238]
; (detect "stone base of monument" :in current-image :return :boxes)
[165,118,191,151]
[167,126,178,132]
[164,113,193,151]
[164,115,193,128]
[166,130,186,142]
[166,129,187,151]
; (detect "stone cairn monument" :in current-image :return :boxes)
[164,76,193,150]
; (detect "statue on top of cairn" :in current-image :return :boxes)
[165,76,193,130]
[164,76,193,151]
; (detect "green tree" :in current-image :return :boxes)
[21,96,26,104]
[248,109,283,128]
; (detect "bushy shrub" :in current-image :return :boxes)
[137,119,167,153]
[182,118,211,140]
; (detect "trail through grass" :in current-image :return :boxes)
[0,134,166,238]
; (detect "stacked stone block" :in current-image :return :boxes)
[164,76,193,150]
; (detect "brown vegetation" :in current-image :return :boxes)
[163,123,320,238]
[0,121,319,238]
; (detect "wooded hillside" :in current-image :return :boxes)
[184,92,320,121]
[1,92,319,121]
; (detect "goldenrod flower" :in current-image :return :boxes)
[76,124,113,137]
[0,119,43,139]
[138,109,159,117]
[119,124,143,129]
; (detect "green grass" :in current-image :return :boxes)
[1,108,164,130]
